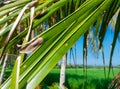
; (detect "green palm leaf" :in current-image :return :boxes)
[0,0,119,89]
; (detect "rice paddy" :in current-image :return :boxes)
[42,67,120,89]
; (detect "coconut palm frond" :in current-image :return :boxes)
[108,10,120,77]
[99,0,119,49]
[0,0,119,89]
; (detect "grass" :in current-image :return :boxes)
[0,67,12,82]
[0,67,120,89]
[42,67,120,89]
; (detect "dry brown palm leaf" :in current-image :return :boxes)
[19,37,44,54]
[108,72,120,89]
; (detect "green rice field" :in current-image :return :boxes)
[0,67,120,89]
[42,67,120,89]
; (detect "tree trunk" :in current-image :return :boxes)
[59,54,67,89]
[0,53,8,84]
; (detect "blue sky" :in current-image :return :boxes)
[67,24,120,66]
